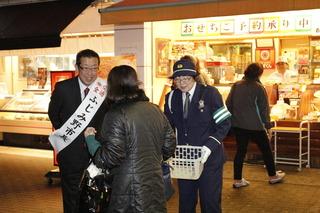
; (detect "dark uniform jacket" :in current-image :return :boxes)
[92,91,176,213]
[226,78,272,131]
[164,83,231,166]
[48,77,107,174]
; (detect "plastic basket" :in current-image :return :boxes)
[168,145,203,180]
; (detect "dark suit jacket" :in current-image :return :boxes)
[48,77,107,174]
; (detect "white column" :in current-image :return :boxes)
[114,23,153,101]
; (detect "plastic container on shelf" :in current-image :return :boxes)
[168,145,203,180]
[270,98,292,120]
[205,59,231,84]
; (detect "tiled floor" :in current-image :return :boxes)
[1,146,320,213]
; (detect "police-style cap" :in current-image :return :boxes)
[172,59,197,78]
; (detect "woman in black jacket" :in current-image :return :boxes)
[84,65,176,212]
[226,63,285,188]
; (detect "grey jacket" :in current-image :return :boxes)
[226,78,272,131]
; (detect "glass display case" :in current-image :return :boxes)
[0,82,13,108]
[310,37,320,83]
[0,89,52,135]
[207,42,252,75]
[156,39,252,85]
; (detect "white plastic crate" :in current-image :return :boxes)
[168,145,203,180]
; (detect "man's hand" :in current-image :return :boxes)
[201,146,211,164]
[84,127,96,137]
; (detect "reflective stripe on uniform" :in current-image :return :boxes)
[168,90,175,113]
[213,106,231,124]
[209,136,221,144]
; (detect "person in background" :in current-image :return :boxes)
[164,59,231,213]
[226,63,285,188]
[84,65,176,213]
[180,55,211,85]
[220,66,236,83]
[48,49,107,212]
[169,55,210,91]
[267,56,297,83]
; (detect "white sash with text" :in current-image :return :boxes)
[49,78,107,154]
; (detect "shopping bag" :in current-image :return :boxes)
[79,162,113,213]
[162,162,175,201]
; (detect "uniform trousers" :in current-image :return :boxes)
[178,163,223,213]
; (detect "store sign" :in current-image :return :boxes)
[181,22,193,36]
[220,20,234,34]
[249,18,264,33]
[280,16,295,32]
[295,16,312,31]
[208,21,220,35]
[264,17,279,32]
[235,18,249,34]
[194,22,207,36]
[181,13,316,36]
[255,48,275,69]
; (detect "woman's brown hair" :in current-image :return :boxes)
[244,63,264,80]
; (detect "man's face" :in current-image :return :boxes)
[174,75,195,93]
[276,62,287,74]
[76,57,99,86]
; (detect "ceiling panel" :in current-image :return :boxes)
[0,0,57,7]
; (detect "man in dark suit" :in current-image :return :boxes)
[48,49,107,213]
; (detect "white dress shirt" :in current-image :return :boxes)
[182,82,196,104]
[78,78,96,100]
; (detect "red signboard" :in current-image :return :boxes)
[255,48,275,70]
[50,71,75,166]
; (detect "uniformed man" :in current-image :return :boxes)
[164,59,231,213]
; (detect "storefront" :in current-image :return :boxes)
[1,0,320,166]
[0,3,115,148]
[150,11,320,167]
[100,0,320,166]
[151,10,320,112]
[99,0,320,112]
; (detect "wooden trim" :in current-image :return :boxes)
[100,0,320,25]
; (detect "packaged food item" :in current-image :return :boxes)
[270,98,292,120]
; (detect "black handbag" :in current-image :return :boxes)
[162,162,175,201]
[79,163,113,213]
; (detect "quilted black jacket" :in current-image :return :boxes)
[93,91,176,213]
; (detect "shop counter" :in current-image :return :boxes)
[0,89,52,136]
[223,119,320,168]
[0,114,52,135]
[271,120,310,171]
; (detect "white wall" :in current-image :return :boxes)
[152,20,181,105]
[61,4,113,35]
[114,23,153,100]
